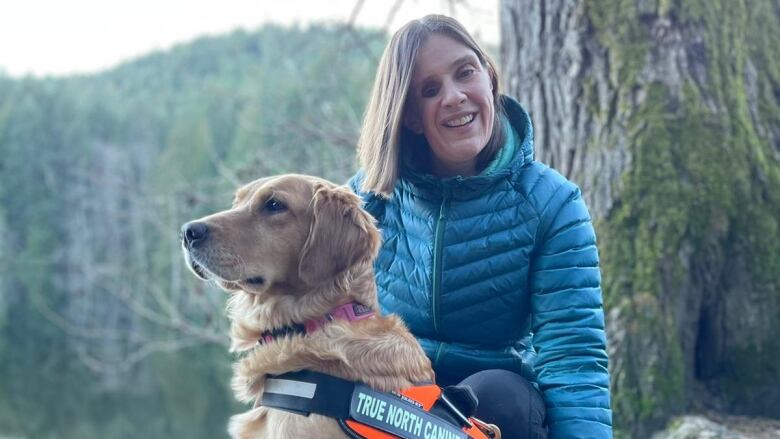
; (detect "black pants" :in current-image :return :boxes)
[458,369,548,439]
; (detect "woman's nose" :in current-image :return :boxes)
[441,80,466,106]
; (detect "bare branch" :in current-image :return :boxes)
[75,336,218,376]
[347,0,365,28]
[383,0,405,31]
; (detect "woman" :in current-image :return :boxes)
[349,15,612,439]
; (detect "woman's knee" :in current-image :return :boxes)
[458,369,547,439]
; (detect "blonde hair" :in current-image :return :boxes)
[357,14,503,196]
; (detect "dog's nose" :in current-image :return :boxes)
[181,222,209,248]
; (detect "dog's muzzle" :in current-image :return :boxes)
[181,221,211,280]
[179,221,268,288]
[181,221,209,248]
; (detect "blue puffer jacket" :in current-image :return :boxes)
[349,96,612,438]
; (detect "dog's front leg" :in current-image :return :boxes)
[233,344,349,403]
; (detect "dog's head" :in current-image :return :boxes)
[181,174,380,300]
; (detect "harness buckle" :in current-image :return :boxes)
[470,417,501,439]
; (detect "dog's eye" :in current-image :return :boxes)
[263,198,287,213]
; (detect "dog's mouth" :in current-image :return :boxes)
[182,243,227,281]
[188,254,265,287]
[183,245,267,290]
[186,254,212,281]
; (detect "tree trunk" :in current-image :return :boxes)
[500,0,780,435]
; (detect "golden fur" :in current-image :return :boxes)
[182,174,434,438]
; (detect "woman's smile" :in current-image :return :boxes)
[443,112,476,128]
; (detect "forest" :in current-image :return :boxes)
[0,25,386,438]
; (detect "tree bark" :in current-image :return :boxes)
[501,0,780,435]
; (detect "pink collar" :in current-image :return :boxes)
[258,302,375,345]
[303,302,375,332]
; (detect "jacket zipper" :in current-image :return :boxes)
[431,189,450,335]
[433,342,445,370]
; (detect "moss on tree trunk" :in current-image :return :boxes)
[501,0,780,435]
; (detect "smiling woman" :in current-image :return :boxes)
[349,14,613,439]
[404,34,496,177]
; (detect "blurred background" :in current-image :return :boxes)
[0,1,778,438]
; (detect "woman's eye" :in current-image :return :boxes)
[458,67,475,79]
[263,198,287,213]
[422,87,438,98]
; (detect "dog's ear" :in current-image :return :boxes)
[298,185,380,285]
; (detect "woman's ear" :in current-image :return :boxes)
[403,106,424,135]
[488,64,499,97]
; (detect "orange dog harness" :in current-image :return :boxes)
[261,370,498,439]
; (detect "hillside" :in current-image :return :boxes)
[0,24,385,439]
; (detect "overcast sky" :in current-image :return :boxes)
[0,0,499,77]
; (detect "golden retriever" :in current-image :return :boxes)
[181,174,434,438]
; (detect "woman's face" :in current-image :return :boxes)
[405,34,495,177]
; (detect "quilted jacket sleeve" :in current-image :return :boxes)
[530,181,612,439]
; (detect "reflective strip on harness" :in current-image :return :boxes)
[350,384,468,439]
[261,370,354,418]
[265,377,317,398]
